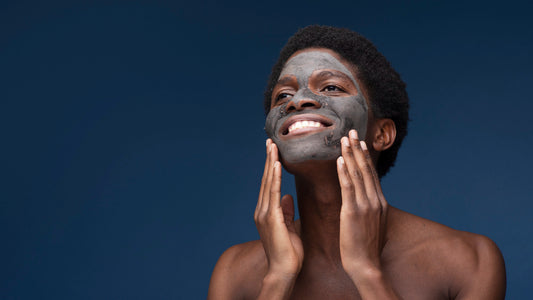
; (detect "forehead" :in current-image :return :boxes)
[278,49,356,80]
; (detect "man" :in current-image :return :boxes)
[208,25,506,299]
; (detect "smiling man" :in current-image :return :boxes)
[208,25,506,299]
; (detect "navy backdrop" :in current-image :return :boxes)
[2,1,532,299]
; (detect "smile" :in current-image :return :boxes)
[288,120,323,133]
[280,114,333,137]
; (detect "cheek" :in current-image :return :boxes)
[265,108,282,138]
[330,96,368,135]
[333,97,365,117]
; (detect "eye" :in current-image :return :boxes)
[276,92,293,101]
[321,85,345,92]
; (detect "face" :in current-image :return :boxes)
[265,49,368,163]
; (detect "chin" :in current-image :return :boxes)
[279,155,338,176]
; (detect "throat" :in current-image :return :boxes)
[294,166,344,260]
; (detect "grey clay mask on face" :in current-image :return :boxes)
[265,51,368,163]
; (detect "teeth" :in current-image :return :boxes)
[288,120,323,133]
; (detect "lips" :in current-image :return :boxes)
[279,113,333,137]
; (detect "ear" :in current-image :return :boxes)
[371,118,396,152]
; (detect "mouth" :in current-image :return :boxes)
[280,114,333,137]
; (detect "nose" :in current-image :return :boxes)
[286,95,321,113]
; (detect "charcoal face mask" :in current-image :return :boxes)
[265,51,368,163]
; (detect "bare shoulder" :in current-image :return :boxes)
[207,240,267,300]
[387,207,506,299]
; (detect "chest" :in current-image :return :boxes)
[282,262,449,300]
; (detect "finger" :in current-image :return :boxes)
[256,139,272,216]
[259,139,272,193]
[361,140,388,210]
[263,143,280,212]
[342,133,367,208]
[352,138,379,203]
[337,156,356,212]
[260,142,275,216]
[262,143,276,213]
[269,147,282,212]
[270,142,280,166]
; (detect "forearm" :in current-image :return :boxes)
[256,273,297,300]
[347,266,401,300]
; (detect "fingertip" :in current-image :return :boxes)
[269,143,276,154]
[349,129,358,140]
[271,144,279,161]
[337,156,346,172]
[361,141,368,151]
[341,136,350,148]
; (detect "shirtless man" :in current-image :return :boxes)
[208,25,506,299]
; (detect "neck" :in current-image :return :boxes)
[291,160,344,263]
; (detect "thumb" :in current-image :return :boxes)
[280,194,295,230]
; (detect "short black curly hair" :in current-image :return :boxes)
[264,25,409,178]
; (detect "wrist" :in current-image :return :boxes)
[345,263,384,285]
[264,270,298,285]
[258,272,297,300]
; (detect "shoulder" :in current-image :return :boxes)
[207,240,267,300]
[444,231,506,299]
[387,207,506,299]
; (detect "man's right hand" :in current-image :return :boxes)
[254,139,303,298]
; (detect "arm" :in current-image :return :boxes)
[207,246,241,300]
[455,236,506,299]
[337,130,401,299]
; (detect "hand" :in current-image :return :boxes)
[337,130,388,278]
[254,139,304,279]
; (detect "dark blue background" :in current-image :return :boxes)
[2,1,532,299]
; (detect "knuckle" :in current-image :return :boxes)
[364,151,372,159]
[341,208,356,217]
[257,211,266,221]
[364,163,373,174]
[340,179,352,189]
[343,185,355,195]
[358,203,370,213]
[266,211,277,221]
[369,203,381,213]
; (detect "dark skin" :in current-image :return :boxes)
[208,48,506,299]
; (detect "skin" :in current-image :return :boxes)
[265,51,368,163]
[208,48,506,299]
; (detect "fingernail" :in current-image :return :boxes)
[266,139,269,146]
[342,137,349,147]
[361,141,367,151]
[338,156,345,165]
[349,130,358,140]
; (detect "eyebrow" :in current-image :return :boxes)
[275,76,296,86]
[314,70,352,81]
